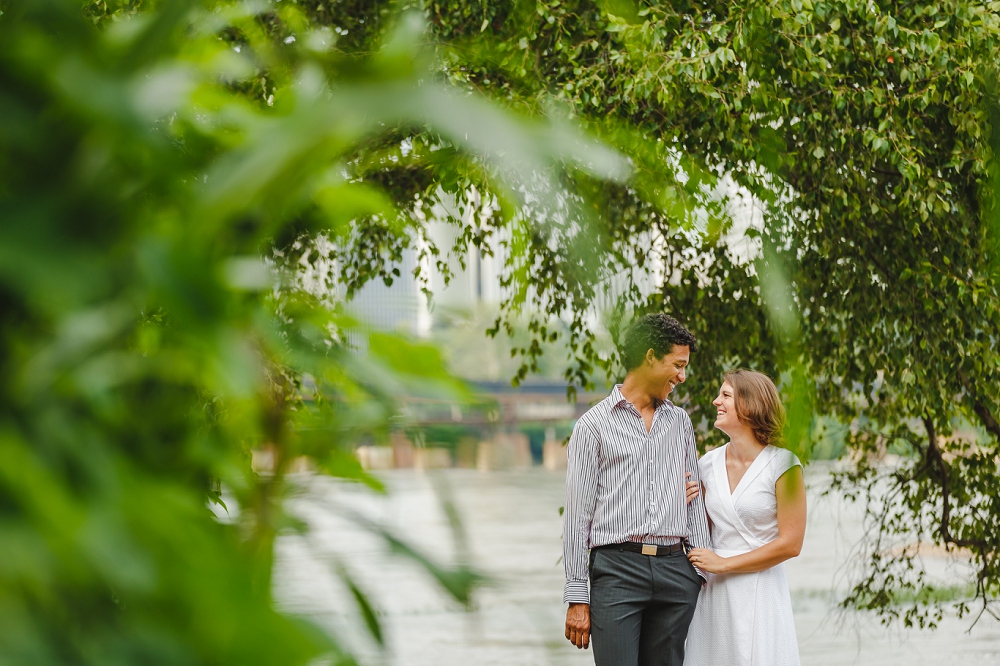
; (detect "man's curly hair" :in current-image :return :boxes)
[620,313,698,371]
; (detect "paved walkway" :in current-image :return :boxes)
[274,465,1000,665]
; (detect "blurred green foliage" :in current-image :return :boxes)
[0,0,628,662]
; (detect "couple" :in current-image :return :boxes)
[563,313,806,666]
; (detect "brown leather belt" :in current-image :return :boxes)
[595,541,686,556]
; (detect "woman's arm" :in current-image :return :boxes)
[687,465,806,574]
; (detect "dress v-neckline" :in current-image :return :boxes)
[723,443,772,498]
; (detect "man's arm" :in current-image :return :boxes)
[563,419,599,649]
[563,420,599,604]
[683,415,711,552]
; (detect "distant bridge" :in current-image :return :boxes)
[402,380,610,426]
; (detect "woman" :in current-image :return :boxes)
[683,369,806,666]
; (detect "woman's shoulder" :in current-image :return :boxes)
[766,445,802,480]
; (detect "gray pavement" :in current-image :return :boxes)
[273,465,1000,665]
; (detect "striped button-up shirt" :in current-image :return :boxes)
[563,385,711,604]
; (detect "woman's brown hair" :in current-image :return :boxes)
[723,369,786,447]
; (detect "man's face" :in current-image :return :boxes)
[647,344,690,400]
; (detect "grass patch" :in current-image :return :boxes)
[890,583,977,605]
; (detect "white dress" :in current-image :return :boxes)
[684,444,802,666]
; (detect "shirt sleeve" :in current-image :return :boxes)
[563,419,600,604]
[683,414,712,578]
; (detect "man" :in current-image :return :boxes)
[563,313,711,666]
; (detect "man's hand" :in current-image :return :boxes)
[565,603,591,649]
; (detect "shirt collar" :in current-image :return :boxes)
[610,384,673,412]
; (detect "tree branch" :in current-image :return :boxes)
[922,416,985,550]
[972,398,1000,441]
[922,415,997,626]
[957,371,1000,441]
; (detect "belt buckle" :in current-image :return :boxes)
[641,544,657,556]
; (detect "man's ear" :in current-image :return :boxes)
[644,348,658,366]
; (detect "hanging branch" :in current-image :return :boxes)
[921,416,997,626]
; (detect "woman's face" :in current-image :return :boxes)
[712,382,740,434]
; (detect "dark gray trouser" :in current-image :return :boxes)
[588,547,702,666]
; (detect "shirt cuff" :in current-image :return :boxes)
[563,580,590,604]
[692,563,707,584]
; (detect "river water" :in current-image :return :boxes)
[274,464,1000,665]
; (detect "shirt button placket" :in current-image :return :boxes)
[647,430,655,535]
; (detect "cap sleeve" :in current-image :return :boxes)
[771,447,802,484]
